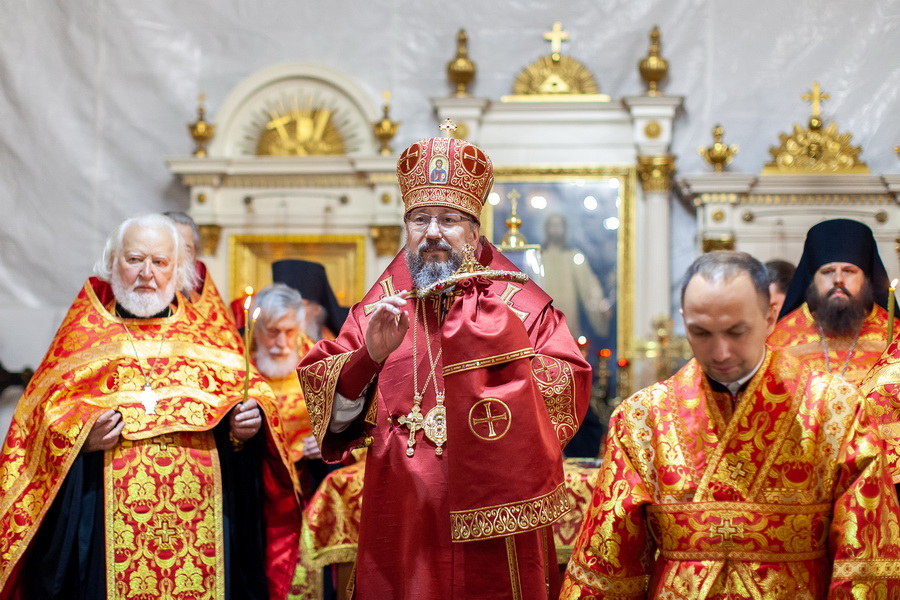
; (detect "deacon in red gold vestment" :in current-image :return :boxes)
[768,219,899,386]
[297,126,592,599]
[563,251,900,599]
[0,215,301,600]
[861,336,900,498]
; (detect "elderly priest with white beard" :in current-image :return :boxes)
[0,213,301,600]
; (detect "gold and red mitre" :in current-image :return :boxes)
[396,121,493,221]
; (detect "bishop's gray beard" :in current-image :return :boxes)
[111,270,176,317]
[405,239,464,290]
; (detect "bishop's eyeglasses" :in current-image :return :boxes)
[405,212,473,232]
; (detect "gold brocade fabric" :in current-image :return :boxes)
[768,303,894,385]
[288,516,323,600]
[266,372,312,464]
[107,432,224,600]
[301,454,598,567]
[0,279,302,597]
[860,335,900,483]
[561,351,900,600]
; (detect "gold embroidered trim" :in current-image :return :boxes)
[648,501,831,562]
[450,482,570,541]
[307,544,359,570]
[506,536,523,600]
[647,500,832,515]
[297,351,354,444]
[532,355,578,446]
[661,548,826,562]
[442,348,535,376]
[565,560,649,597]
[833,559,900,580]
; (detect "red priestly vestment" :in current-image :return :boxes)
[768,303,896,385]
[861,335,900,485]
[297,241,591,599]
[0,278,301,600]
[562,349,900,599]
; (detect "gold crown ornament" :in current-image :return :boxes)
[396,120,493,221]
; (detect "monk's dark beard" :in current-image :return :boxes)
[806,279,874,337]
[405,239,464,289]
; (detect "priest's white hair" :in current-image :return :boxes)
[251,283,305,331]
[93,213,197,294]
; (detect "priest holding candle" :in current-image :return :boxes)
[0,214,301,599]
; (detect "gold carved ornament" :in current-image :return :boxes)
[368,225,403,257]
[506,22,608,101]
[188,93,215,157]
[638,26,669,96]
[699,125,739,172]
[637,155,676,193]
[763,82,868,174]
[372,91,399,156]
[256,97,345,156]
[198,224,221,256]
[702,235,735,253]
[447,29,476,97]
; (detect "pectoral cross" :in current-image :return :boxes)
[140,385,158,415]
[398,399,425,457]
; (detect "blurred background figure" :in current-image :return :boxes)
[250,282,324,600]
[163,211,237,328]
[541,213,611,340]
[765,258,795,318]
[272,259,350,342]
[250,283,322,489]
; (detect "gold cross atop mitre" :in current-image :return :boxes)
[802,82,830,121]
[439,118,458,137]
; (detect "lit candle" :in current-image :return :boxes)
[889,278,898,344]
[242,294,252,349]
[382,90,391,106]
[243,305,261,404]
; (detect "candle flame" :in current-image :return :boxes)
[382,90,391,104]
[892,279,898,290]
[252,307,261,321]
[243,295,252,310]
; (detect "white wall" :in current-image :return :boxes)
[1,0,898,368]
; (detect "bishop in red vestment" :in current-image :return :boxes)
[562,251,900,599]
[297,129,592,599]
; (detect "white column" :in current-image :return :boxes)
[623,96,682,336]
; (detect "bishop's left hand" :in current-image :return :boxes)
[230,399,261,442]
